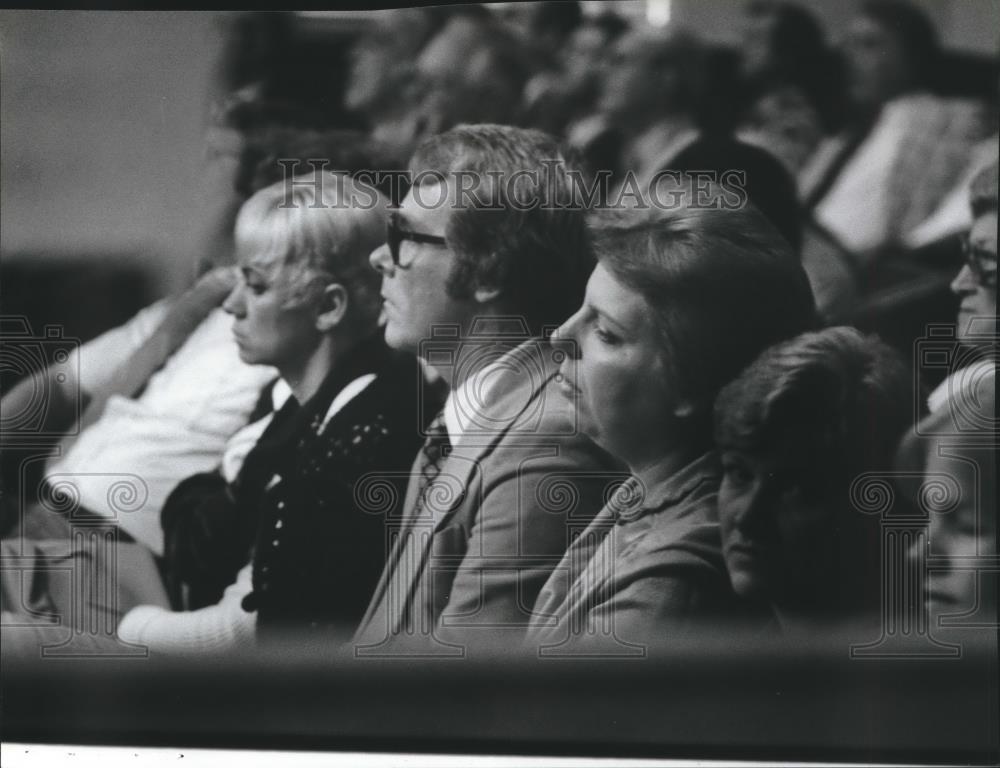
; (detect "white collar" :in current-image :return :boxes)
[274,373,377,433]
[320,374,377,432]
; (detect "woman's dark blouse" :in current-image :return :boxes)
[162,336,444,639]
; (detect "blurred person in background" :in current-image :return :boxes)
[567,24,804,251]
[118,172,442,652]
[799,0,991,318]
[526,181,817,651]
[520,9,629,138]
[735,0,843,175]
[897,160,997,622]
[204,11,377,265]
[0,231,272,656]
[355,6,532,161]
[0,259,274,556]
[342,8,440,124]
[714,327,913,630]
[513,0,584,65]
[905,64,999,251]
[568,27,709,189]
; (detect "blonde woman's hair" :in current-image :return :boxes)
[234,171,388,329]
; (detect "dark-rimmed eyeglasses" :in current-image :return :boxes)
[962,235,997,288]
[386,211,447,267]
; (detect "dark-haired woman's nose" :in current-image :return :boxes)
[550,308,584,360]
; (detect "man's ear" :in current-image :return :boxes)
[315,283,348,332]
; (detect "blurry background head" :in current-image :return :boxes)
[358,8,532,159]
[224,172,388,370]
[564,9,629,81]
[713,327,913,617]
[521,10,629,138]
[739,0,839,127]
[742,0,827,81]
[843,0,939,110]
[599,28,708,129]
[522,0,584,52]
[343,8,438,117]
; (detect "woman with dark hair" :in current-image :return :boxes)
[525,181,817,651]
[714,327,914,625]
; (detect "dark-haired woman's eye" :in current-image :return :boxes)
[593,325,620,345]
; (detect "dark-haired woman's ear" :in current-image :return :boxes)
[315,283,348,332]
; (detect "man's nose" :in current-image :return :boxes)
[370,243,393,275]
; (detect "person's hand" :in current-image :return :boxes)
[155,267,238,353]
[188,265,239,306]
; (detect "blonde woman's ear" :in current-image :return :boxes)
[315,283,349,332]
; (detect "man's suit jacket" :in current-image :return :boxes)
[353,338,625,656]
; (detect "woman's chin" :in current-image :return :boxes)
[726,562,768,601]
[236,348,263,366]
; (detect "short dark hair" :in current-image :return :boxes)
[594,179,818,429]
[667,137,803,251]
[714,326,913,478]
[408,123,593,336]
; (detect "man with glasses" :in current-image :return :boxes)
[355,124,621,655]
[898,160,997,621]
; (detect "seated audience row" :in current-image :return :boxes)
[5,126,992,659]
